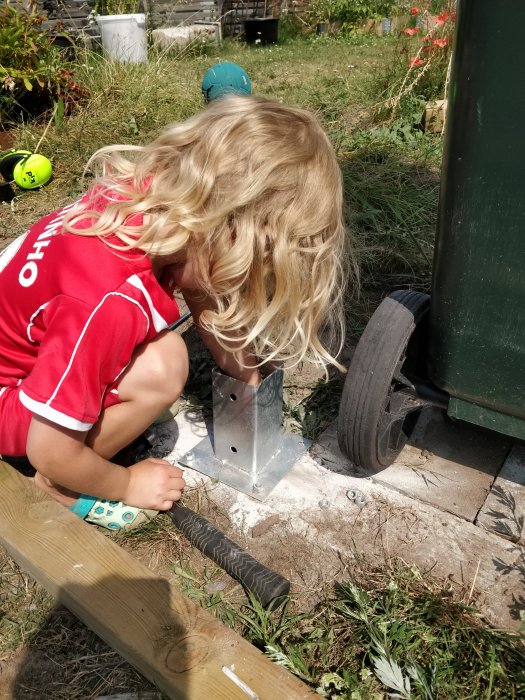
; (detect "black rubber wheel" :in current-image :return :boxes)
[337,289,431,472]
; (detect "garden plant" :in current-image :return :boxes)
[0,1,87,128]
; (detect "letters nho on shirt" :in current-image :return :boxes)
[0,192,180,431]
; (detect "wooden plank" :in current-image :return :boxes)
[0,461,314,700]
[47,11,91,18]
[169,2,216,8]
[157,11,215,21]
[35,0,309,35]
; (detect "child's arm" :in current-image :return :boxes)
[26,416,184,510]
[182,288,261,385]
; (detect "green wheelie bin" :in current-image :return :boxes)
[337,0,525,471]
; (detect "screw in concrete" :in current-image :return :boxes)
[185,451,194,463]
[318,498,330,509]
[252,482,262,493]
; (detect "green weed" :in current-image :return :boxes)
[328,571,525,699]
[167,556,525,699]
[169,560,243,628]
[284,376,344,439]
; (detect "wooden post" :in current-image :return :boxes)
[0,461,314,700]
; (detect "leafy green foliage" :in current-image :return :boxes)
[170,560,242,627]
[340,138,439,329]
[0,1,87,126]
[183,560,525,699]
[307,0,398,26]
[276,12,305,42]
[330,574,525,699]
[0,2,49,94]
[370,2,456,126]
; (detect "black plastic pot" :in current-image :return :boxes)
[244,17,279,45]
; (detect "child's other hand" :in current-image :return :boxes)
[124,458,185,511]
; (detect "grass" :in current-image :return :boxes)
[156,552,525,700]
[0,553,156,697]
[1,31,440,337]
[3,27,521,700]
[248,565,525,700]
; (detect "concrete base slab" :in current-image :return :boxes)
[477,445,525,544]
[150,409,525,631]
[372,409,511,521]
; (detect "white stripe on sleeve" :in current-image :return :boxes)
[20,390,94,431]
[127,274,169,333]
[27,301,50,343]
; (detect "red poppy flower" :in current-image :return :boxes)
[437,11,449,22]
[410,6,419,14]
[403,27,419,36]
[409,57,425,68]
[433,38,448,47]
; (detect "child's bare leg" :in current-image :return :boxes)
[34,331,188,506]
[87,330,188,458]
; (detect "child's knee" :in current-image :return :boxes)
[154,332,189,398]
[148,332,189,400]
[120,331,188,404]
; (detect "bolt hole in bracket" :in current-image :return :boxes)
[179,367,310,500]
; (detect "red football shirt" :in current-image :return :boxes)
[0,196,180,431]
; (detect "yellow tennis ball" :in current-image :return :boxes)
[13,153,53,189]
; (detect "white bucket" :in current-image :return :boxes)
[96,13,147,63]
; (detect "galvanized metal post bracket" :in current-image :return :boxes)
[179,367,310,500]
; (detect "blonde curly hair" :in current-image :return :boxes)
[64,95,351,373]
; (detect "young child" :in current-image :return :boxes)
[0,95,347,529]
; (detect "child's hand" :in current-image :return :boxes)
[124,458,185,511]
